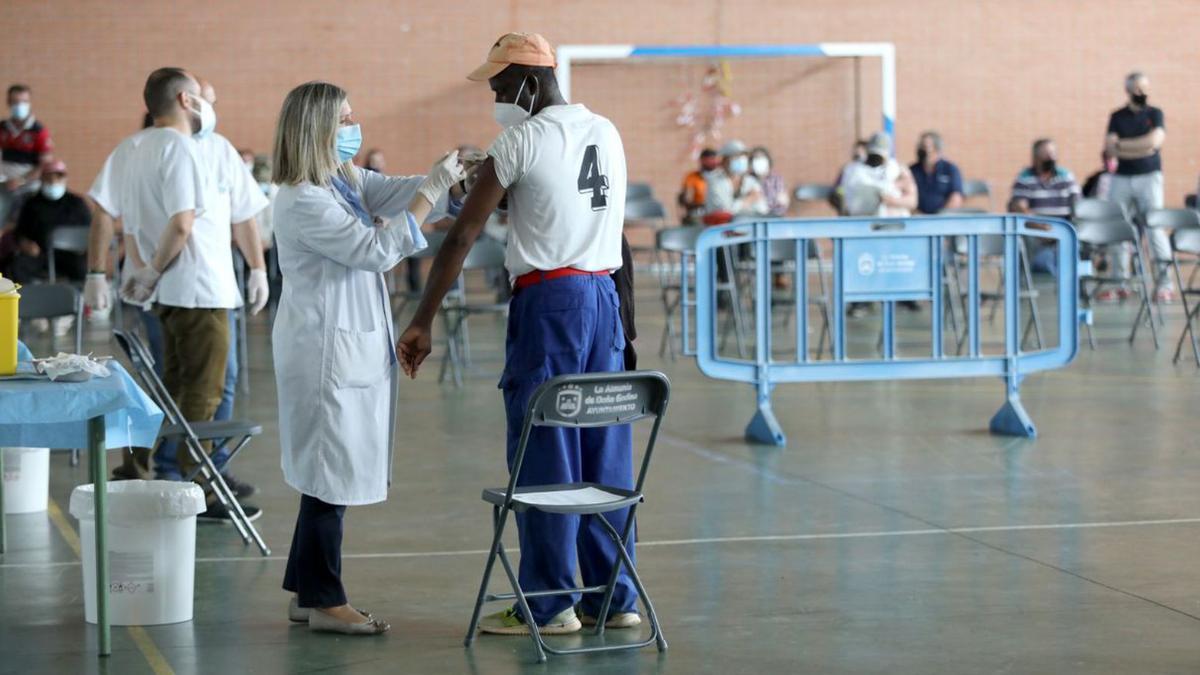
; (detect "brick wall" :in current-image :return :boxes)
[3,0,1197,213]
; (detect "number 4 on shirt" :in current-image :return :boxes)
[578,144,609,211]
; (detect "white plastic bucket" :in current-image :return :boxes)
[69,480,206,625]
[2,447,50,514]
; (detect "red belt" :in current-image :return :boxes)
[513,267,610,292]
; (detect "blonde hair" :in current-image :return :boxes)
[272,81,357,187]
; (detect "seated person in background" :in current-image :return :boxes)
[910,130,964,214]
[1008,138,1080,277]
[838,132,919,315]
[361,147,386,173]
[704,139,766,224]
[678,148,718,224]
[1082,149,1117,199]
[0,84,53,193]
[830,140,868,213]
[838,132,917,218]
[750,146,789,217]
[5,160,90,336]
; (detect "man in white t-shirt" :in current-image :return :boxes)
[108,68,266,517]
[398,33,636,637]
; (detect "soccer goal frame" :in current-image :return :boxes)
[556,43,897,148]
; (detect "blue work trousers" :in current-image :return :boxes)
[501,274,637,625]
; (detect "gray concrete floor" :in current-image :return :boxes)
[2,270,1199,674]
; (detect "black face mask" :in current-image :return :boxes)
[1131,93,1148,106]
[916,148,928,164]
[1039,159,1057,173]
[865,154,885,168]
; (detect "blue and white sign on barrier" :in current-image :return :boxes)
[693,215,1080,446]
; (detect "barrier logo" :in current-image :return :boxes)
[555,385,583,417]
[857,252,876,276]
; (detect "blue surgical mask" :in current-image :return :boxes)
[335,123,362,163]
[10,102,30,121]
[41,182,66,200]
[728,156,749,175]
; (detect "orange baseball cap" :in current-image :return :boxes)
[467,32,556,82]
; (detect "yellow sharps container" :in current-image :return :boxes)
[0,275,20,375]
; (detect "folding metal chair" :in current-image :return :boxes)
[439,236,508,387]
[1171,227,1200,366]
[46,224,90,284]
[953,234,1044,354]
[112,330,270,555]
[625,182,654,203]
[655,226,702,360]
[1147,208,1200,300]
[624,197,669,263]
[392,230,445,319]
[754,238,832,358]
[464,370,670,663]
[792,183,834,206]
[961,179,992,210]
[18,283,85,465]
[1075,219,1159,350]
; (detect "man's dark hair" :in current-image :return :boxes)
[700,148,718,159]
[7,84,30,99]
[1031,138,1053,157]
[143,67,193,118]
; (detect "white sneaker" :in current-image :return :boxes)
[478,606,581,635]
[578,611,642,629]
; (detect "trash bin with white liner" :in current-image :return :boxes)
[69,480,206,625]
[2,447,50,514]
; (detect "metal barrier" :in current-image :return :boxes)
[694,215,1080,446]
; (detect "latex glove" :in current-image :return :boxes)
[417,150,468,206]
[84,273,110,312]
[120,265,161,306]
[246,268,269,315]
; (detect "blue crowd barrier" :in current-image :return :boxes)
[693,215,1080,446]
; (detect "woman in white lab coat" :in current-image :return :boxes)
[270,81,464,635]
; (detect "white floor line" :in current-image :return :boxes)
[5,516,1197,569]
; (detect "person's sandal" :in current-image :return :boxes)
[308,608,389,635]
[288,597,371,623]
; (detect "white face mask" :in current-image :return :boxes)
[751,156,770,176]
[190,95,217,138]
[493,77,534,129]
[41,182,66,200]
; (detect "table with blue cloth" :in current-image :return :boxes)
[0,340,163,657]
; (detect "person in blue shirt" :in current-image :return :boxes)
[909,131,964,214]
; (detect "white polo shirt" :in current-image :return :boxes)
[487,103,626,280]
[119,127,240,309]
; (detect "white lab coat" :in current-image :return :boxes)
[271,167,428,505]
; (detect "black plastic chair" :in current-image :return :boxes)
[464,371,670,663]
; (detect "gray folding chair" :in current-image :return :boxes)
[1170,228,1200,366]
[392,230,446,319]
[18,283,85,464]
[655,226,702,360]
[17,282,83,354]
[46,225,90,284]
[1076,219,1159,350]
[792,183,834,205]
[753,238,832,358]
[464,370,670,663]
[953,235,1044,354]
[625,183,654,203]
[624,197,669,262]
[1074,198,1127,222]
[1146,208,1200,298]
[112,330,270,555]
[961,179,992,209]
[439,236,508,387]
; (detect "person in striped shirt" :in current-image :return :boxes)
[1008,139,1079,275]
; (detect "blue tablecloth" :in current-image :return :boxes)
[0,341,163,449]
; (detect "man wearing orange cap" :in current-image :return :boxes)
[398,33,639,636]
